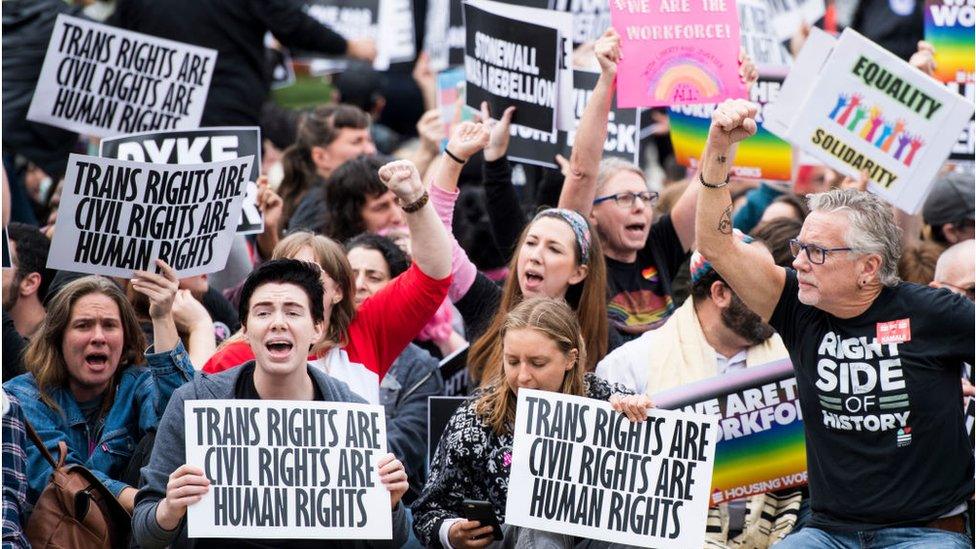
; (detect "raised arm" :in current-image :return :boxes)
[558,28,620,216]
[131,260,181,353]
[377,160,452,280]
[696,100,786,321]
[478,102,526,257]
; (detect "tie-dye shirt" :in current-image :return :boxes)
[606,214,689,338]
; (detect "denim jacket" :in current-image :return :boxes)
[3,341,194,501]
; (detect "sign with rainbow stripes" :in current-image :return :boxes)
[652,359,807,504]
[610,0,746,108]
[670,75,793,180]
[924,0,974,161]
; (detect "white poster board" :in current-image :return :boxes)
[764,28,975,213]
[184,400,391,539]
[27,14,216,137]
[48,154,252,278]
[505,389,718,548]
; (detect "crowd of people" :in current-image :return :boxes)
[2,0,974,548]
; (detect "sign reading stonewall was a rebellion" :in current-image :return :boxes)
[27,15,215,138]
[185,400,391,539]
[48,154,252,279]
[505,390,717,548]
[508,70,642,168]
[464,0,573,133]
[652,360,807,504]
[764,28,975,213]
[100,128,264,234]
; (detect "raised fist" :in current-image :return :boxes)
[707,99,760,150]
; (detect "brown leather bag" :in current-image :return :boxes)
[24,421,132,548]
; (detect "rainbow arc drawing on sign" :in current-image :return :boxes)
[646,57,724,104]
[827,92,925,166]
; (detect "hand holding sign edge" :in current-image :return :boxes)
[156,464,210,532]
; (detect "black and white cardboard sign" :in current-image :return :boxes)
[464,0,574,133]
[27,14,216,138]
[738,0,792,73]
[1,227,11,270]
[185,400,391,539]
[765,0,826,41]
[100,127,264,234]
[302,0,415,73]
[550,0,613,46]
[505,389,718,548]
[426,396,470,472]
[508,70,641,168]
[48,154,252,279]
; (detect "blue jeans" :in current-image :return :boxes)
[774,525,971,548]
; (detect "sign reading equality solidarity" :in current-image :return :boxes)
[100,128,264,234]
[185,400,391,539]
[652,359,808,504]
[27,15,216,138]
[508,70,642,169]
[924,0,974,161]
[764,28,975,213]
[48,154,252,279]
[670,75,792,180]
[505,390,717,548]
[610,0,746,108]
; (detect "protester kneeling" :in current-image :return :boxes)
[3,262,194,513]
[412,297,651,548]
[131,260,409,548]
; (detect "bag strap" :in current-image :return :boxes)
[24,418,60,470]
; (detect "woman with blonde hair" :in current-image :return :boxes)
[412,297,651,548]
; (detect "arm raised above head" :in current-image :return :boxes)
[696,99,786,321]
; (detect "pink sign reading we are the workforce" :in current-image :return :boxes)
[611,0,747,108]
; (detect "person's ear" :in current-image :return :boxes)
[709,280,732,307]
[565,349,579,371]
[19,272,41,298]
[312,319,326,345]
[568,263,589,285]
[858,253,882,283]
[310,145,333,171]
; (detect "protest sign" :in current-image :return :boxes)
[738,0,793,74]
[426,396,470,472]
[48,154,252,279]
[1,227,10,269]
[550,0,613,46]
[437,67,475,150]
[424,0,456,71]
[764,28,975,213]
[27,14,216,138]
[505,389,717,548]
[464,0,574,133]
[765,0,826,41]
[439,344,471,397]
[670,76,792,180]
[610,0,746,109]
[185,400,391,539]
[100,127,264,234]
[924,0,974,161]
[508,70,642,168]
[302,0,414,73]
[652,359,807,504]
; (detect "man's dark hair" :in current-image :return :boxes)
[750,217,803,268]
[334,63,387,113]
[345,232,409,278]
[323,155,389,242]
[7,222,55,302]
[237,259,325,326]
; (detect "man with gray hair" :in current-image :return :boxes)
[693,99,974,547]
[931,240,975,301]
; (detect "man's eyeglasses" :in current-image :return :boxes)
[788,239,856,265]
[592,191,659,209]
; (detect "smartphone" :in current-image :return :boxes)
[461,499,504,541]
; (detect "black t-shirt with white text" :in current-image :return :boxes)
[770,269,975,530]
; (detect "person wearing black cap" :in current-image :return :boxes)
[922,171,975,247]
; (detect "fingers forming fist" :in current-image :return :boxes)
[594,28,622,75]
[738,50,759,90]
[378,160,425,204]
[708,99,760,150]
[909,40,937,78]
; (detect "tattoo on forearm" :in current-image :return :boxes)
[718,204,733,234]
[716,155,727,163]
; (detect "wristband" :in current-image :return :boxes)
[699,171,731,189]
[397,190,429,213]
[444,148,466,165]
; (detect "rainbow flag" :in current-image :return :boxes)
[653,359,808,503]
[924,0,974,84]
[669,76,793,181]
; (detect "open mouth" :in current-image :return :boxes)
[625,222,646,237]
[85,352,110,370]
[523,270,544,290]
[265,340,294,359]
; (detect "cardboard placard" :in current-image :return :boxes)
[764,28,975,213]
[504,389,717,548]
[652,359,808,504]
[48,154,252,278]
[765,0,826,41]
[302,0,415,73]
[100,127,264,234]
[185,400,391,539]
[27,14,216,137]
[550,0,614,46]
[924,0,974,161]
[738,0,793,74]
[426,396,470,472]
[610,0,747,108]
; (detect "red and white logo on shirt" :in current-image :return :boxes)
[876,319,911,345]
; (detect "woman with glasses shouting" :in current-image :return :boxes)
[695,98,974,549]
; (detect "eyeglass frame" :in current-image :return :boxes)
[788,238,857,265]
[592,191,659,208]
